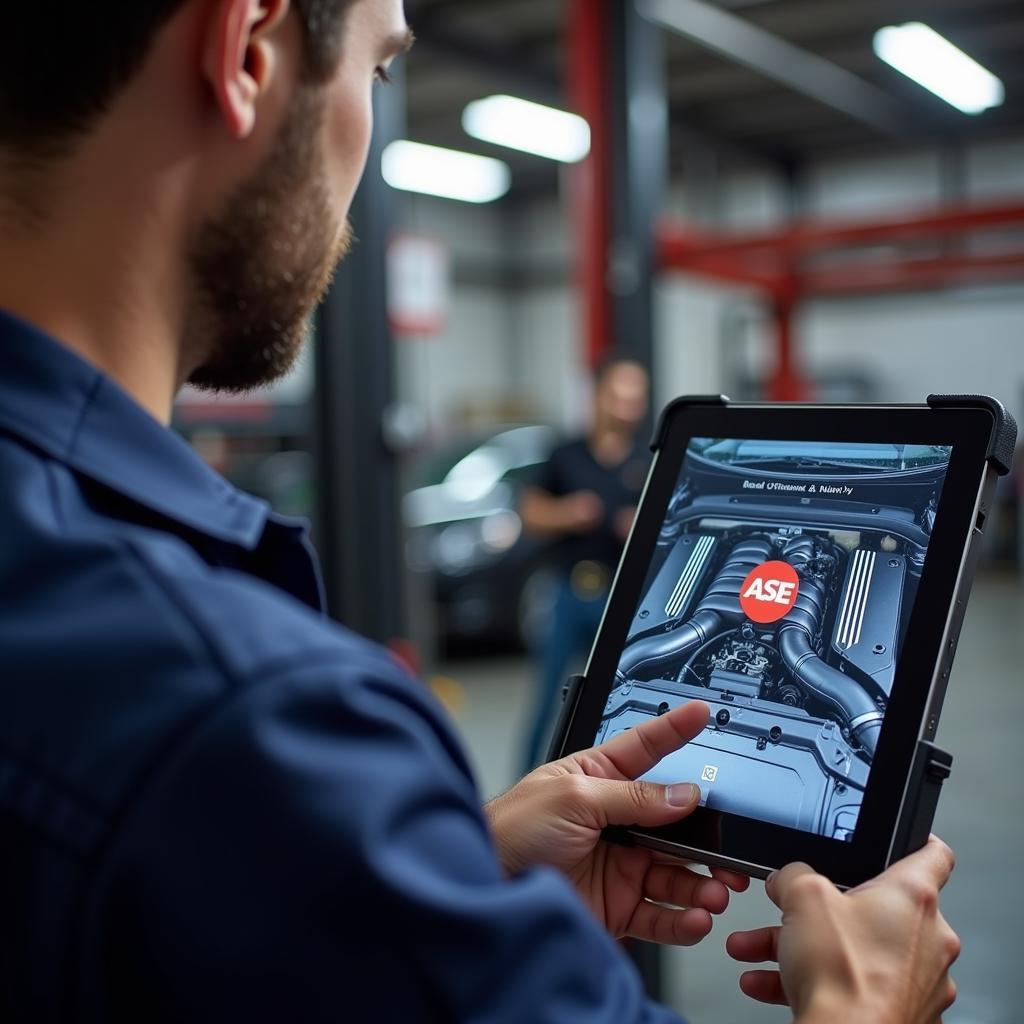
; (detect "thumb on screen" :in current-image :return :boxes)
[580,777,701,829]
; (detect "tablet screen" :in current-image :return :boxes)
[594,438,953,842]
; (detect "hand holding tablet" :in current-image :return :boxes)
[490,682,959,1021]
[728,836,959,1021]
[486,698,749,946]
[549,394,1016,888]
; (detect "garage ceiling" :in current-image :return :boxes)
[402,0,1024,194]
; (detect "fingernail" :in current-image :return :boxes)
[666,783,699,807]
[766,871,778,886]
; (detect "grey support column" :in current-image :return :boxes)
[608,0,668,415]
[608,0,669,997]
[314,69,407,644]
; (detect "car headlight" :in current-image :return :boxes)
[433,511,522,575]
[434,523,480,575]
[480,510,522,554]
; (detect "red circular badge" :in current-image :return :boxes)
[739,561,800,624]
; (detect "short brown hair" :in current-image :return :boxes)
[0,0,355,156]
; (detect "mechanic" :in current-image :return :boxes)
[519,353,651,771]
[0,1,960,1021]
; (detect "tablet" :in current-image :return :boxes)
[550,395,1016,888]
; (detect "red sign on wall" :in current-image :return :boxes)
[387,234,450,337]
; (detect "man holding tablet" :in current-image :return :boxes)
[0,0,961,1021]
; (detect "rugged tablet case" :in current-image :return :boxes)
[887,394,1017,861]
[651,394,1018,463]
[546,674,587,765]
[547,394,1018,870]
[926,394,1018,476]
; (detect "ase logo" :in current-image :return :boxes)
[739,560,800,624]
[701,765,719,783]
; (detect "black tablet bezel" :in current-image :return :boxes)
[562,403,993,888]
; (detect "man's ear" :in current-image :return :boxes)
[202,0,291,139]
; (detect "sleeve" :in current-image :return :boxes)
[96,647,681,1024]
[532,442,570,497]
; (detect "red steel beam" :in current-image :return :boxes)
[805,251,1024,297]
[658,200,1024,403]
[569,0,612,368]
[664,248,1024,298]
[657,201,1024,261]
[658,233,791,295]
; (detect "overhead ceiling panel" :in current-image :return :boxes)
[402,0,1024,193]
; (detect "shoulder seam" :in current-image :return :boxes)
[66,372,104,462]
[83,641,394,868]
[43,457,240,686]
[118,536,238,685]
[80,542,397,852]
[117,538,360,689]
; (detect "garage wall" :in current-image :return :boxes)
[390,137,1024,436]
[510,285,584,428]
[394,283,514,431]
[646,138,1024,424]
[391,195,515,437]
[804,293,1024,421]
[804,150,946,216]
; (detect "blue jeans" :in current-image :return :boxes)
[522,574,607,773]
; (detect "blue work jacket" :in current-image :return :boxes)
[0,310,679,1023]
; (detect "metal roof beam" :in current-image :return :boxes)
[638,0,913,138]
[410,30,561,106]
[410,19,793,172]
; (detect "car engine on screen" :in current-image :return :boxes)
[596,443,947,841]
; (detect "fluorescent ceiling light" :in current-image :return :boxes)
[382,141,511,203]
[873,22,1004,115]
[462,95,591,163]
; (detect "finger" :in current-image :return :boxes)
[765,862,829,913]
[943,918,962,966]
[739,970,789,1006]
[581,777,701,830]
[588,700,710,781]
[649,850,687,867]
[647,856,750,893]
[644,864,731,914]
[626,902,713,946]
[726,926,781,964]
[710,866,751,892]
[942,974,958,1014]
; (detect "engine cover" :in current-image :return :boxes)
[627,533,717,642]
[831,548,905,699]
[597,680,867,839]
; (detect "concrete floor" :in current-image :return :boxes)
[438,573,1024,1024]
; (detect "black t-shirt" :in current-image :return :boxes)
[532,437,650,573]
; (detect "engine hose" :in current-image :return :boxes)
[618,536,774,680]
[778,537,883,760]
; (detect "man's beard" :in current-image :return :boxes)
[185,86,352,393]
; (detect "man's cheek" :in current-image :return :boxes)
[327,83,374,189]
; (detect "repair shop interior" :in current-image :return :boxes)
[167,2,1024,1019]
